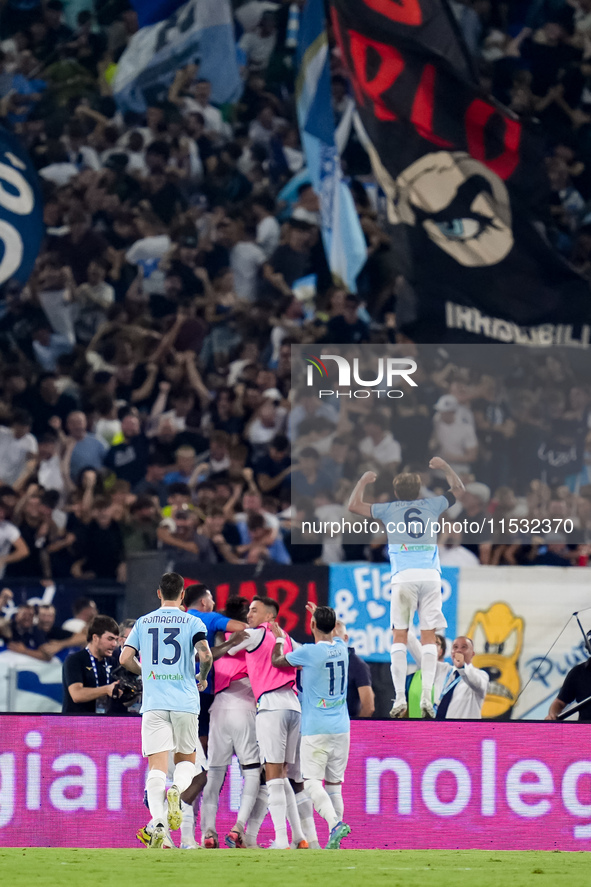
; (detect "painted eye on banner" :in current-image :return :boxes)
[433,217,481,241]
[365,145,515,268]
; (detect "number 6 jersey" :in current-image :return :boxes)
[371,493,455,576]
[124,607,207,714]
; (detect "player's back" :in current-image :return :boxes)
[371,494,452,574]
[296,638,350,735]
[128,606,207,714]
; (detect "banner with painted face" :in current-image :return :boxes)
[0,129,43,287]
[328,0,591,346]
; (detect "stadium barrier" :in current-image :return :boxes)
[1,716,591,850]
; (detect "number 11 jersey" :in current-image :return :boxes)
[124,607,207,714]
[286,638,350,735]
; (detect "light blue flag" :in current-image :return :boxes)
[296,0,366,293]
[114,0,242,114]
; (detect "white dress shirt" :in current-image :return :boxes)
[436,661,489,719]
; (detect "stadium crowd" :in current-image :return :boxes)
[0,0,588,589]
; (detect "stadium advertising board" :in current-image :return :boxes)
[329,562,458,663]
[2,717,591,850]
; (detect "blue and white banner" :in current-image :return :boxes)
[0,129,43,287]
[0,652,63,713]
[114,0,242,114]
[329,562,458,663]
[295,0,366,293]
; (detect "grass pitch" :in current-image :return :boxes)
[0,848,589,887]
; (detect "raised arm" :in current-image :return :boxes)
[348,471,377,517]
[428,457,465,495]
[270,621,292,669]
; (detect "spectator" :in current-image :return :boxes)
[104,409,150,486]
[0,602,49,660]
[431,395,478,476]
[0,409,38,487]
[64,411,107,482]
[0,500,29,579]
[291,447,333,499]
[122,495,160,555]
[359,414,402,471]
[71,495,125,581]
[254,432,292,500]
[37,604,84,654]
[238,511,291,563]
[157,507,217,564]
[62,596,98,633]
[5,488,53,580]
[133,454,170,507]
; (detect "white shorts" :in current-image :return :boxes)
[208,704,259,768]
[256,709,301,765]
[141,710,207,773]
[391,575,447,631]
[300,733,350,783]
[286,735,302,782]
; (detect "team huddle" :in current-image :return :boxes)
[120,573,351,851]
[120,455,475,850]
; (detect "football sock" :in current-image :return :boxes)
[236,767,261,831]
[326,783,344,821]
[284,779,305,843]
[245,784,268,847]
[390,643,408,703]
[267,778,289,847]
[296,790,319,845]
[173,761,197,795]
[421,644,438,700]
[146,769,167,823]
[180,801,194,845]
[305,778,339,831]
[200,765,226,836]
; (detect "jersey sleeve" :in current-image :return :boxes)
[444,491,456,507]
[63,653,85,687]
[228,627,263,655]
[5,522,20,545]
[370,501,392,522]
[190,615,208,645]
[124,621,140,653]
[285,644,313,667]
[431,494,453,516]
[211,613,230,633]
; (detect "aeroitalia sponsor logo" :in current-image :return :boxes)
[148,671,183,681]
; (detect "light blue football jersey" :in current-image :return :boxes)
[125,606,207,714]
[371,494,452,576]
[286,638,350,735]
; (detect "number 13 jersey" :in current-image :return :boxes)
[124,607,207,714]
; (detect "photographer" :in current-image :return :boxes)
[62,615,121,714]
[110,618,142,714]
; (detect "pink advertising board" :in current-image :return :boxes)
[1,717,591,850]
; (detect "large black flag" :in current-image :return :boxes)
[329,0,591,346]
